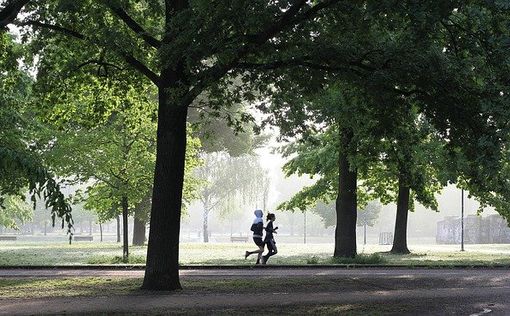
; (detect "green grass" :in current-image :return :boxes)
[0,241,509,266]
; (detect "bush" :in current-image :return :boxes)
[329,253,385,265]
[306,256,320,264]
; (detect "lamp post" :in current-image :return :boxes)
[461,188,465,252]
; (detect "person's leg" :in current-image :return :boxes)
[249,238,264,262]
[263,240,276,264]
[255,244,264,264]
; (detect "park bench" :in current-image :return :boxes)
[74,235,93,241]
[230,236,248,243]
[0,236,16,241]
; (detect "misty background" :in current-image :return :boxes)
[3,138,494,246]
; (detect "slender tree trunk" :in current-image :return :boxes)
[99,223,103,242]
[133,193,151,246]
[89,220,92,236]
[116,215,121,243]
[133,214,146,246]
[334,127,358,258]
[363,223,367,245]
[203,207,210,243]
[44,221,47,236]
[121,196,129,260]
[391,175,411,254]
[142,83,188,291]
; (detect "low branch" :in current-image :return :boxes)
[120,52,160,86]
[17,20,85,40]
[104,2,161,49]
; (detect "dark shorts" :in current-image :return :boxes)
[253,237,264,247]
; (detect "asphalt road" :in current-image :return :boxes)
[1,267,509,315]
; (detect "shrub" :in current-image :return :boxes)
[329,253,385,265]
[87,255,145,264]
[306,256,320,264]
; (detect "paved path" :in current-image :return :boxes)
[1,268,509,315]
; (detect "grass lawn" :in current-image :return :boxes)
[0,240,509,266]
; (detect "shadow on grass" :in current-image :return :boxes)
[0,277,144,299]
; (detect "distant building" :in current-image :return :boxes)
[436,214,510,244]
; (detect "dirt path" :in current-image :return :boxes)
[1,268,509,315]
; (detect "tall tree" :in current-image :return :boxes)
[195,152,266,242]
[275,84,380,257]
[357,201,381,246]
[0,31,72,235]
[8,0,341,290]
[43,82,201,259]
[0,195,31,230]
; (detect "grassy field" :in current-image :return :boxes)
[0,240,510,266]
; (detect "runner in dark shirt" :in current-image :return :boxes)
[262,213,278,264]
[245,209,265,264]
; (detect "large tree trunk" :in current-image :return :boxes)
[334,127,357,258]
[133,213,146,246]
[391,175,411,254]
[142,83,188,291]
[121,196,129,260]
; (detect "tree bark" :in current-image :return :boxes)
[99,222,103,242]
[334,127,357,258]
[391,175,411,254]
[142,83,188,291]
[133,214,146,246]
[121,195,129,260]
